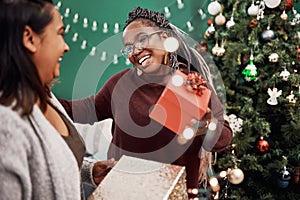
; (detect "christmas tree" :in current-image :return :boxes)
[201,0,300,199]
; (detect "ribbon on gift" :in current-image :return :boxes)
[186,72,207,96]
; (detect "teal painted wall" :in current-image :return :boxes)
[52,0,211,99]
[52,0,300,100]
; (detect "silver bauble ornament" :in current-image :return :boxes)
[261,29,275,42]
[277,167,292,188]
[264,0,281,8]
[207,0,222,16]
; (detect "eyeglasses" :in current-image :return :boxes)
[120,31,163,57]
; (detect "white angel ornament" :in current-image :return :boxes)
[267,87,282,105]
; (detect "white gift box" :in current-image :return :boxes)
[89,155,188,200]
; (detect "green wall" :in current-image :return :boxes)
[52,0,300,100]
[52,0,210,99]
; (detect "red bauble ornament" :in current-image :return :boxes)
[207,18,213,26]
[257,137,270,153]
[282,0,294,12]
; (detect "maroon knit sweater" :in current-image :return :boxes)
[59,68,233,191]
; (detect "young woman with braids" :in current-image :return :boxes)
[59,7,233,198]
[0,0,115,199]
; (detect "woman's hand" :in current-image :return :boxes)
[92,158,117,185]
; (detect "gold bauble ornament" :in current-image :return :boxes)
[228,168,244,184]
[215,13,226,26]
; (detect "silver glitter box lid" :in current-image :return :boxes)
[89,155,188,200]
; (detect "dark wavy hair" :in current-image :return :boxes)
[0,0,54,116]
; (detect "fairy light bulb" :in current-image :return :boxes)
[81,40,87,50]
[73,13,79,23]
[208,121,217,131]
[90,47,96,56]
[172,74,184,86]
[92,21,98,31]
[164,7,171,18]
[182,127,195,140]
[100,51,107,61]
[177,0,184,9]
[103,22,108,33]
[72,32,78,42]
[125,58,131,65]
[114,23,119,34]
[83,17,88,28]
[198,9,206,20]
[186,21,194,32]
[219,171,227,178]
[55,1,62,10]
[209,176,220,192]
[64,24,70,34]
[64,8,70,18]
[113,54,118,64]
[163,37,179,52]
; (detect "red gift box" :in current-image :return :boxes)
[150,70,211,135]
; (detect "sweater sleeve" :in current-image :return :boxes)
[58,96,99,124]
[202,83,233,152]
[0,111,32,200]
[81,157,97,187]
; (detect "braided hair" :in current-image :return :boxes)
[124,7,171,30]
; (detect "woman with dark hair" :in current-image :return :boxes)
[60,7,233,198]
[0,0,114,199]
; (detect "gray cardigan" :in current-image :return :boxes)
[0,95,95,200]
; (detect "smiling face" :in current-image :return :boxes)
[122,20,170,75]
[30,6,69,85]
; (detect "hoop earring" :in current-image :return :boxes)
[164,53,169,66]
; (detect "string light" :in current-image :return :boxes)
[55,1,62,10]
[114,23,119,34]
[64,8,70,18]
[209,176,220,192]
[65,24,70,34]
[100,51,107,61]
[198,9,206,20]
[92,21,98,31]
[182,127,195,140]
[164,7,171,18]
[103,22,108,33]
[83,17,88,28]
[177,0,184,9]
[113,54,119,64]
[81,40,87,50]
[58,1,217,56]
[125,58,131,65]
[72,32,78,42]
[73,13,79,23]
[90,47,96,56]
[186,21,194,32]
